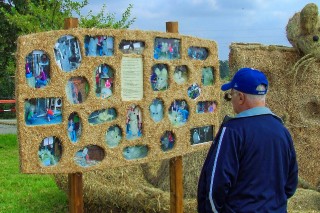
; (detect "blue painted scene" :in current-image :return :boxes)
[66,76,89,104]
[150,64,169,91]
[196,101,217,114]
[201,67,214,86]
[168,100,189,127]
[190,125,214,145]
[160,131,175,152]
[188,46,208,60]
[106,125,122,148]
[123,145,148,160]
[67,112,81,143]
[119,40,145,54]
[74,145,105,167]
[38,136,62,167]
[149,98,164,123]
[84,35,114,56]
[54,35,82,72]
[25,50,50,89]
[173,65,188,84]
[154,37,180,60]
[94,64,114,99]
[25,98,62,126]
[88,108,117,125]
[187,83,201,100]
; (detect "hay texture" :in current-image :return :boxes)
[15,28,220,174]
[229,42,320,188]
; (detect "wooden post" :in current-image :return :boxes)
[64,17,84,213]
[166,21,183,213]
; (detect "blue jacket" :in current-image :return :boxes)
[197,107,298,213]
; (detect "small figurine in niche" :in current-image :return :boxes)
[126,105,142,140]
[160,131,175,152]
[106,125,122,148]
[188,46,208,60]
[27,106,37,124]
[67,77,89,104]
[187,83,201,100]
[88,37,98,56]
[192,129,201,144]
[196,101,217,113]
[149,99,164,123]
[151,64,168,91]
[123,145,148,160]
[25,59,32,78]
[202,67,214,86]
[168,100,189,127]
[74,145,105,167]
[190,125,214,145]
[173,66,188,84]
[101,79,113,99]
[88,108,117,125]
[35,68,48,88]
[46,108,54,122]
[68,117,77,142]
[38,136,62,166]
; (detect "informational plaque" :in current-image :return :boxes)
[121,56,143,101]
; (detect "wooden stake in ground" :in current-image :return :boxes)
[65,17,84,213]
[167,21,184,213]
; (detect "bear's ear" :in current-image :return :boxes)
[155,67,161,75]
[156,103,162,112]
[161,68,168,77]
[150,104,156,112]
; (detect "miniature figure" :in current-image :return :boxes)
[123,145,148,160]
[126,105,142,140]
[160,131,175,151]
[149,99,164,123]
[202,67,214,86]
[106,125,122,148]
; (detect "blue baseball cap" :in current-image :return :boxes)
[221,67,268,95]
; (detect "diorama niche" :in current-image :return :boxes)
[94,64,114,99]
[119,40,145,54]
[123,145,148,160]
[160,131,175,152]
[168,100,189,127]
[173,65,188,84]
[25,50,50,88]
[74,145,105,167]
[67,112,81,143]
[154,37,181,60]
[88,108,117,125]
[149,98,164,123]
[54,35,82,72]
[190,125,214,145]
[84,35,114,56]
[66,76,89,104]
[188,46,209,60]
[150,64,169,91]
[106,125,122,148]
[126,105,143,140]
[188,83,201,100]
[196,101,218,114]
[202,67,214,86]
[38,136,62,167]
[25,97,62,126]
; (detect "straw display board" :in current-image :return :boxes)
[229,42,320,187]
[16,28,220,173]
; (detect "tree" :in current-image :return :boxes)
[219,60,230,80]
[0,0,136,100]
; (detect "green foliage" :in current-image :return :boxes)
[219,60,230,79]
[79,3,136,29]
[0,134,68,212]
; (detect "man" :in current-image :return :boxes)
[197,67,298,213]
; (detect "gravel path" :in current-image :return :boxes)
[0,119,17,134]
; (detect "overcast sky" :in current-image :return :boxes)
[81,0,317,60]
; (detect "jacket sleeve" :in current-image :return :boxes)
[285,136,298,199]
[199,126,242,212]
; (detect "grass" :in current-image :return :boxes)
[0,134,68,213]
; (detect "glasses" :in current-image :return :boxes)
[224,90,238,101]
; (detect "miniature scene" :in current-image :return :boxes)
[38,136,62,167]
[94,64,114,99]
[187,83,201,100]
[66,76,89,104]
[123,145,148,160]
[149,98,164,123]
[201,67,214,86]
[168,100,189,127]
[67,112,81,143]
[150,63,169,91]
[173,65,188,84]
[126,105,142,140]
[188,46,209,60]
[74,145,105,167]
[105,125,122,148]
[88,108,117,125]
[84,35,114,56]
[196,101,217,114]
[190,125,214,145]
[160,131,175,152]
[154,37,181,60]
[119,40,145,54]
[54,35,81,72]
[25,51,50,88]
[25,98,62,126]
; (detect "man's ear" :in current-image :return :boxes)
[239,92,245,104]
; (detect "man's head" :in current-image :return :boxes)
[222,67,268,113]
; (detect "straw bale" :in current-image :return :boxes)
[16,28,220,174]
[229,42,320,188]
